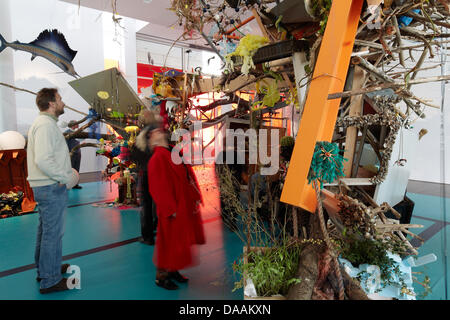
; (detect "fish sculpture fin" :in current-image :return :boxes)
[29,29,77,62]
[0,33,8,54]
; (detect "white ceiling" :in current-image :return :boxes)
[59,0,260,48]
[61,0,181,28]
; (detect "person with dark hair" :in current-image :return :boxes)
[129,113,160,246]
[215,149,248,231]
[147,127,205,290]
[64,121,82,189]
[27,88,77,294]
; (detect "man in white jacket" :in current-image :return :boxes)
[27,88,76,294]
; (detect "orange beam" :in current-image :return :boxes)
[213,16,255,41]
[226,34,241,40]
[224,16,255,35]
[280,0,364,213]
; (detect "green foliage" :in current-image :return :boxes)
[275,15,286,34]
[110,111,125,118]
[337,231,409,292]
[252,80,281,110]
[414,272,432,299]
[311,0,333,34]
[218,163,301,297]
[281,136,295,147]
[285,87,300,110]
[304,64,312,75]
[251,66,283,110]
[307,141,347,188]
[232,242,302,297]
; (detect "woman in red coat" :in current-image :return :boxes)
[147,127,205,290]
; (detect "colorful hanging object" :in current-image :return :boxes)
[87,109,101,140]
[307,141,347,188]
[398,9,420,28]
[225,34,269,75]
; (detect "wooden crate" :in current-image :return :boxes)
[0,149,34,201]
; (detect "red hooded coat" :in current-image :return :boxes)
[147,146,205,271]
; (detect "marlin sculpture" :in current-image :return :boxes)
[0,29,80,78]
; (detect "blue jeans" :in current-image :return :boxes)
[33,183,68,289]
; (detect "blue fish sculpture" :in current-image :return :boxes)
[0,29,79,78]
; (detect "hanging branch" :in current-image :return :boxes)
[405,45,430,90]
[69,142,100,157]
[350,56,440,116]
[390,16,406,67]
[0,82,37,95]
[400,27,435,57]
[327,74,450,100]
[404,10,450,29]
[64,118,98,140]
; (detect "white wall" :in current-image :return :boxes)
[0,0,17,133]
[136,38,222,76]
[396,38,449,184]
[1,0,146,173]
[136,39,183,70]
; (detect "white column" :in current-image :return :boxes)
[123,18,138,92]
[0,0,17,133]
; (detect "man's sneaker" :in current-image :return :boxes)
[72,185,82,189]
[39,277,77,294]
[138,236,154,246]
[36,264,71,282]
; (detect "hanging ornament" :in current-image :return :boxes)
[307,141,347,189]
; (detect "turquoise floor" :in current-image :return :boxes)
[0,183,448,299]
[406,193,449,300]
[0,181,243,300]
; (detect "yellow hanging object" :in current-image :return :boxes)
[155,82,175,98]
[125,125,140,145]
[97,91,109,100]
[225,34,269,75]
[125,126,139,134]
[262,81,280,108]
[124,169,132,200]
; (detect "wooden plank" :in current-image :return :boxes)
[376,224,424,229]
[351,125,367,178]
[251,8,273,41]
[343,66,366,177]
[323,177,372,186]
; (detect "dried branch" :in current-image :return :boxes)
[328,74,450,100]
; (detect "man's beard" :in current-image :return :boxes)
[55,107,65,117]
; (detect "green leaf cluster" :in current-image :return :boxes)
[280,136,295,148]
[232,243,302,297]
[311,0,333,34]
[337,231,409,291]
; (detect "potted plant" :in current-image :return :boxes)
[233,241,302,299]
[217,157,302,299]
